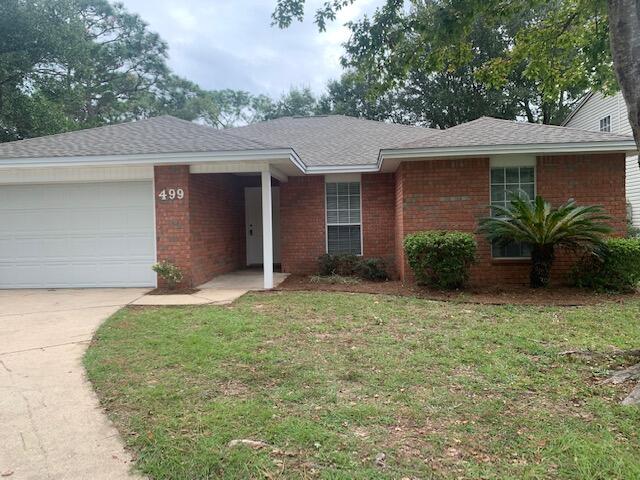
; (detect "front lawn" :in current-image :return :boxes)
[85,292,640,479]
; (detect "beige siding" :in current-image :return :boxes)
[566,91,639,227]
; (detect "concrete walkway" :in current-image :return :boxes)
[0,288,148,480]
[132,270,289,306]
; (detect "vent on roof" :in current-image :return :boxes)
[292,115,328,119]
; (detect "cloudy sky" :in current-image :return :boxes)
[120,0,380,97]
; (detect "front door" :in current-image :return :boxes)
[245,186,280,266]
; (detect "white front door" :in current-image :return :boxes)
[245,186,280,266]
[0,181,156,288]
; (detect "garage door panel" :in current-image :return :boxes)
[0,181,156,288]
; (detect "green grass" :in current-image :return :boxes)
[84,292,640,479]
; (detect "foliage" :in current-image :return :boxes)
[151,261,183,289]
[478,193,612,288]
[255,86,320,121]
[317,253,388,281]
[0,0,279,141]
[403,231,476,289]
[355,257,389,281]
[572,238,640,292]
[271,0,615,126]
[85,291,640,479]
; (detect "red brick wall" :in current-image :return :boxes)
[155,167,246,287]
[189,173,245,286]
[362,173,396,275]
[393,153,627,286]
[394,166,406,280]
[280,176,326,274]
[537,153,626,279]
[155,165,193,287]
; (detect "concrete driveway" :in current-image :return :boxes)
[0,289,148,480]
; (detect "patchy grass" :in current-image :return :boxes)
[84,292,640,479]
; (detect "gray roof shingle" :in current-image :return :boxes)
[0,115,284,159]
[399,116,634,149]
[0,115,633,169]
[225,115,442,166]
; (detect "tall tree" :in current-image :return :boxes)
[0,0,261,141]
[254,86,321,120]
[271,0,628,128]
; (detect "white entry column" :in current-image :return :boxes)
[261,169,274,289]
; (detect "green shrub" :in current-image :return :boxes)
[571,238,640,292]
[317,254,389,281]
[356,258,389,281]
[403,231,476,289]
[152,261,184,289]
[318,253,358,276]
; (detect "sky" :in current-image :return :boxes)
[120,0,380,98]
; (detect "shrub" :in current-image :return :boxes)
[572,238,640,292]
[355,258,389,281]
[152,261,184,289]
[317,254,389,281]
[403,231,476,289]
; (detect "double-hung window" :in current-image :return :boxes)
[599,115,611,132]
[326,181,362,255]
[490,165,535,258]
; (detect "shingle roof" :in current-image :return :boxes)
[0,115,284,159]
[0,114,633,169]
[399,116,633,149]
[225,115,442,167]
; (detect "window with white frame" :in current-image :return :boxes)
[326,182,362,255]
[599,115,611,132]
[490,165,535,258]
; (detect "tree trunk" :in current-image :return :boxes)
[530,245,555,288]
[608,0,640,154]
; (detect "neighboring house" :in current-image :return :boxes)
[563,91,640,227]
[0,115,635,289]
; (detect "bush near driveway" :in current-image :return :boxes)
[85,292,640,480]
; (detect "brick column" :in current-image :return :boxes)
[154,165,193,287]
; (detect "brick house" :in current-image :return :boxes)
[0,115,635,289]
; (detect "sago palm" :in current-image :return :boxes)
[478,193,612,288]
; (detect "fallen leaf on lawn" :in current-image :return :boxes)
[375,452,386,467]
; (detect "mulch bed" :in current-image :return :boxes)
[277,275,639,306]
[146,287,200,295]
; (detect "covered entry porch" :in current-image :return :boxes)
[154,157,296,290]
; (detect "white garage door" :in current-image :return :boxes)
[0,181,156,288]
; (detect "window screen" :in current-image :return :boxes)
[599,115,611,132]
[326,182,362,255]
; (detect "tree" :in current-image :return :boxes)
[255,86,321,121]
[272,0,640,146]
[478,194,612,288]
[0,0,261,140]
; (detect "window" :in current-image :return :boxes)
[490,166,535,258]
[599,115,611,132]
[326,182,362,255]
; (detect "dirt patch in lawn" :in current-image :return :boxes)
[278,274,639,306]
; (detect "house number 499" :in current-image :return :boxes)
[158,188,184,201]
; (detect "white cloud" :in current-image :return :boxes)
[120,0,381,96]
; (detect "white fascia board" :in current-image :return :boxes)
[0,148,300,170]
[304,164,379,174]
[380,141,638,162]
